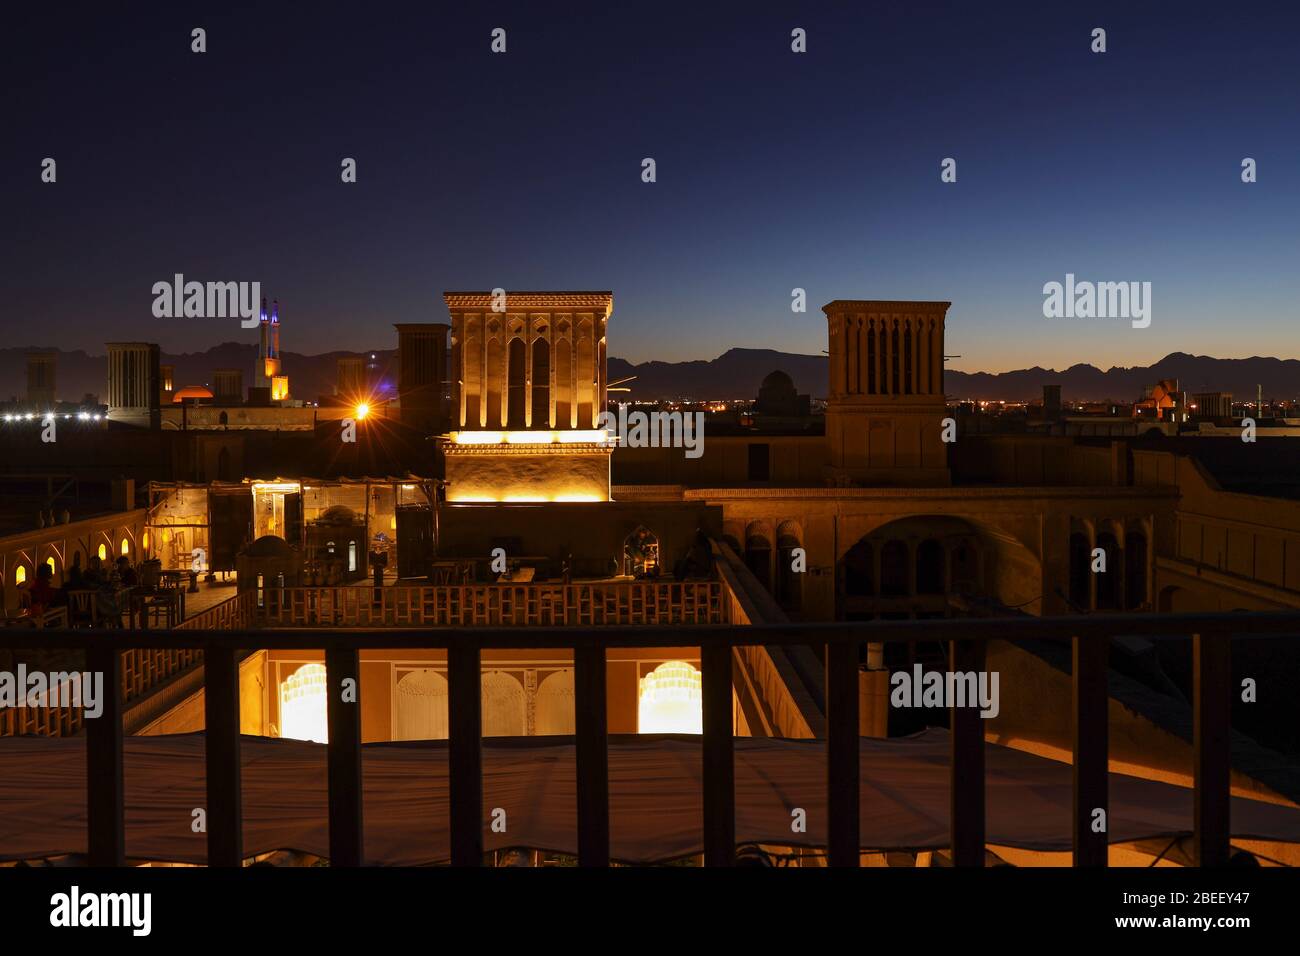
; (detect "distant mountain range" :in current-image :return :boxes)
[614,349,1300,402]
[2,345,1296,405]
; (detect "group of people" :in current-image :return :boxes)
[23,554,141,622]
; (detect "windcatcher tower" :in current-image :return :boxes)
[394,323,450,434]
[822,300,951,486]
[106,343,161,428]
[26,351,56,407]
[442,291,614,502]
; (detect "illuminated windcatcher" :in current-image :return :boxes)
[442,292,615,503]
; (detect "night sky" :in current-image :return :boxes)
[5,1,1299,372]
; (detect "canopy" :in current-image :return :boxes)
[2,730,1298,865]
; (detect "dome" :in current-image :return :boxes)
[760,370,795,392]
[244,535,294,558]
[172,385,214,403]
[318,505,359,524]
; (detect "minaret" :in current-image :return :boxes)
[256,297,270,388]
[270,299,281,360]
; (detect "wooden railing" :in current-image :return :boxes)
[0,592,255,738]
[4,611,1297,867]
[254,582,725,627]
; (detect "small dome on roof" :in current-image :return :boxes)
[760,370,794,391]
[245,535,294,557]
[172,385,214,403]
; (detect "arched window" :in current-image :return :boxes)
[842,540,874,596]
[880,540,908,597]
[638,661,702,734]
[535,669,575,735]
[1095,532,1121,610]
[280,663,328,743]
[865,320,877,394]
[902,323,914,395]
[1125,531,1148,610]
[623,525,660,578]
[1068,533,1090,610]
[506,338,527,428]
[482,671,526,737]
[776,533,802,611]
[531,337,550,428]
[745,533,772,593]
[97,543,107,561]
[120,538,130,556]
[951,541,980,594]
[916,539,944,594]
[553,336,572,427]
[15,565,27,586]
[394,669,449,741]
[891,323,901,394]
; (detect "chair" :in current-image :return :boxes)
[68,590,96,627]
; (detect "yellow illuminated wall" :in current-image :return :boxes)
[638,660,703,734]
[280,663,328,743]
[444,443,611,503]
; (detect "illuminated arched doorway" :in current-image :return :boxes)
[481,671,526,737]
[280,663,328,742]
[638,660,702,734]
[535,669,575,735]
[394,669,449,741]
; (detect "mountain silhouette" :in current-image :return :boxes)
[2,345,1294,405]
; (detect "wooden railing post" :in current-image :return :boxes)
[204,645,243,867]
[826,639,861,867]
[949,639,985,867]
[326,647,364,866]
[574,644,610,865]
[701,639,735,866]
[1072,633,1109,867]
[1194,632,1231,867]
[448,642,483,866]
[86,645,125,866]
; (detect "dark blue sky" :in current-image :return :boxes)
[5,1,1298,372]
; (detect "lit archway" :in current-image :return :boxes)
[394,669,449,741]
[280,663,328,743]
[638,660,702,734]
[535,669,575,735]
[482,671,526,737]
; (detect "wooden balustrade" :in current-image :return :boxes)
[254,581,724,627]
[3,610,1295,867]
[0,591,255,737]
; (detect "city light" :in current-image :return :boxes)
[354,402,370,420]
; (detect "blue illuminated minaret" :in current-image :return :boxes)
[256,297,270,388]
[270,299,280,359]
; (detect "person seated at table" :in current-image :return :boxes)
[83,555,105,589]
[26,565,59,615]
[115,556,139,587]
[673,529,715,581]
